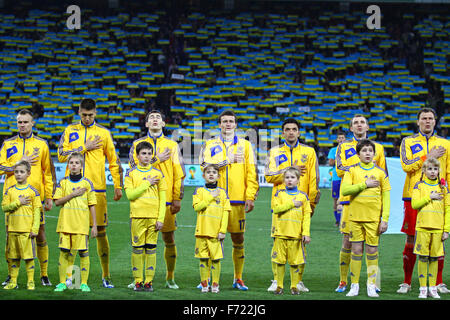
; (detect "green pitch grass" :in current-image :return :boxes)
[0,185,449,301]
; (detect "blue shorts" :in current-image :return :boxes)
[332,180,341,199]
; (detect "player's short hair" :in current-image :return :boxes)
[356,139,375,154]
[282,118,300,131]
[145,109,165,122]
[417,107,437,120]
[422,157,440,172]
[136,141,154,155]
[79,98,96,111]
[68,152,84,165]
[14,160,31,172]
[17,109,34,120]
[350,114,368,127]
[283,166,301,179]
[218,109,236,124]
[336,130,346,137]
[203,164,220,173]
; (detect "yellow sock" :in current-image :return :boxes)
[272,261,277,280]
[290,265,301,289]
[164,243,177,281]
[275,263,285,289]
[132,247,144,284]
[96,231,110,278]
[199,259,210,283]
[25,259,35,283]
[144,248,157,283]
[9,259,20,284]
[232,242,245,280]
[418,256,428,287]
[66,250,76,280]
[58,251,69,284]
[80,251,90,285]
[36,240,49,277]
[366,252,379,286]
[340,248,352,283]
[298,263,305,282]
[350,253,363,284]
[211,260,221,285]
[429,258,438,287]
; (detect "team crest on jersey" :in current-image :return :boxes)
[33,147,40,154]
[275,154,288,167]
[410,144,423,154]
[69,132,79,143]
[345,148,356,160]
[6,146,18,158]
[301,154,307,163]
[210,145,222,157]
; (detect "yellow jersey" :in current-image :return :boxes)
[53,176,97,235]
[199,135,259,204]
[2,183,41,234]
[57,121,123,192]
[193,186,231,238]
[412,178,450,233]
[0,133,56,201]
[265,140,320,209]
[341,162,391,222]
[400,132,450,201]
[124,164,167,221]
[271,188,312,239]
[128,132,185,204]
[336,136,386,205]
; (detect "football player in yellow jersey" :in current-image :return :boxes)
[128,110,185,289]
[125,141,167,292]
[58,98,123,288]
[411,158,450,299]
[2,160,41,290]
[199,110,259,290]
[398,108,450,294]
[265,118,319,292]
[341,140,390,298]
[271,167,311,295]
[334,114,386,293]
[193,164,231,294]
[53,152,97,293]
[0,109,55,287]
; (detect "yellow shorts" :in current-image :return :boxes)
[414,230,444,258]
[228,204,246,233]
[271,237,305,266]
[194,237,224,260]
[58,233,89,251]
[131,218,159,247]
[7,232,36,260]
[340,205,350,234]
[349,220,380,247]
[161,206,177,233]
[90,192,107,227]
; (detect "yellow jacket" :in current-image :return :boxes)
[0,133,56,201]
[400,132,450,201]
[128,132,185,204]
[58,121,123,192]
[335,136,386,204]
[199,135,259,204]
[265,140,320,209]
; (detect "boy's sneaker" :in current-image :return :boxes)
[3,282,18,290]
[54,283,67,292]
[274,286,283,295]
[346,283,359,297]
[2,275,11,286]
[297,281,309,292]
[335,281,347,293]
[128,281,135,289]
[134,282,143,292]
[367,284,379,297]
[267,280,277,292]
[428,286,441,299]
[102,277,114,288]
[397,283,411,294]
[144,282,154,292]
[418,286,428,299]
[80,284,91,292]
[211,283,219,293]
[233,279,248,291]
[437,283,450,294]
[201,280,209,293]
[27,281,35,290]
[165,280,179,289]
[291,287,300,295]
[40,276,52,286]
[197,279,210,289]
